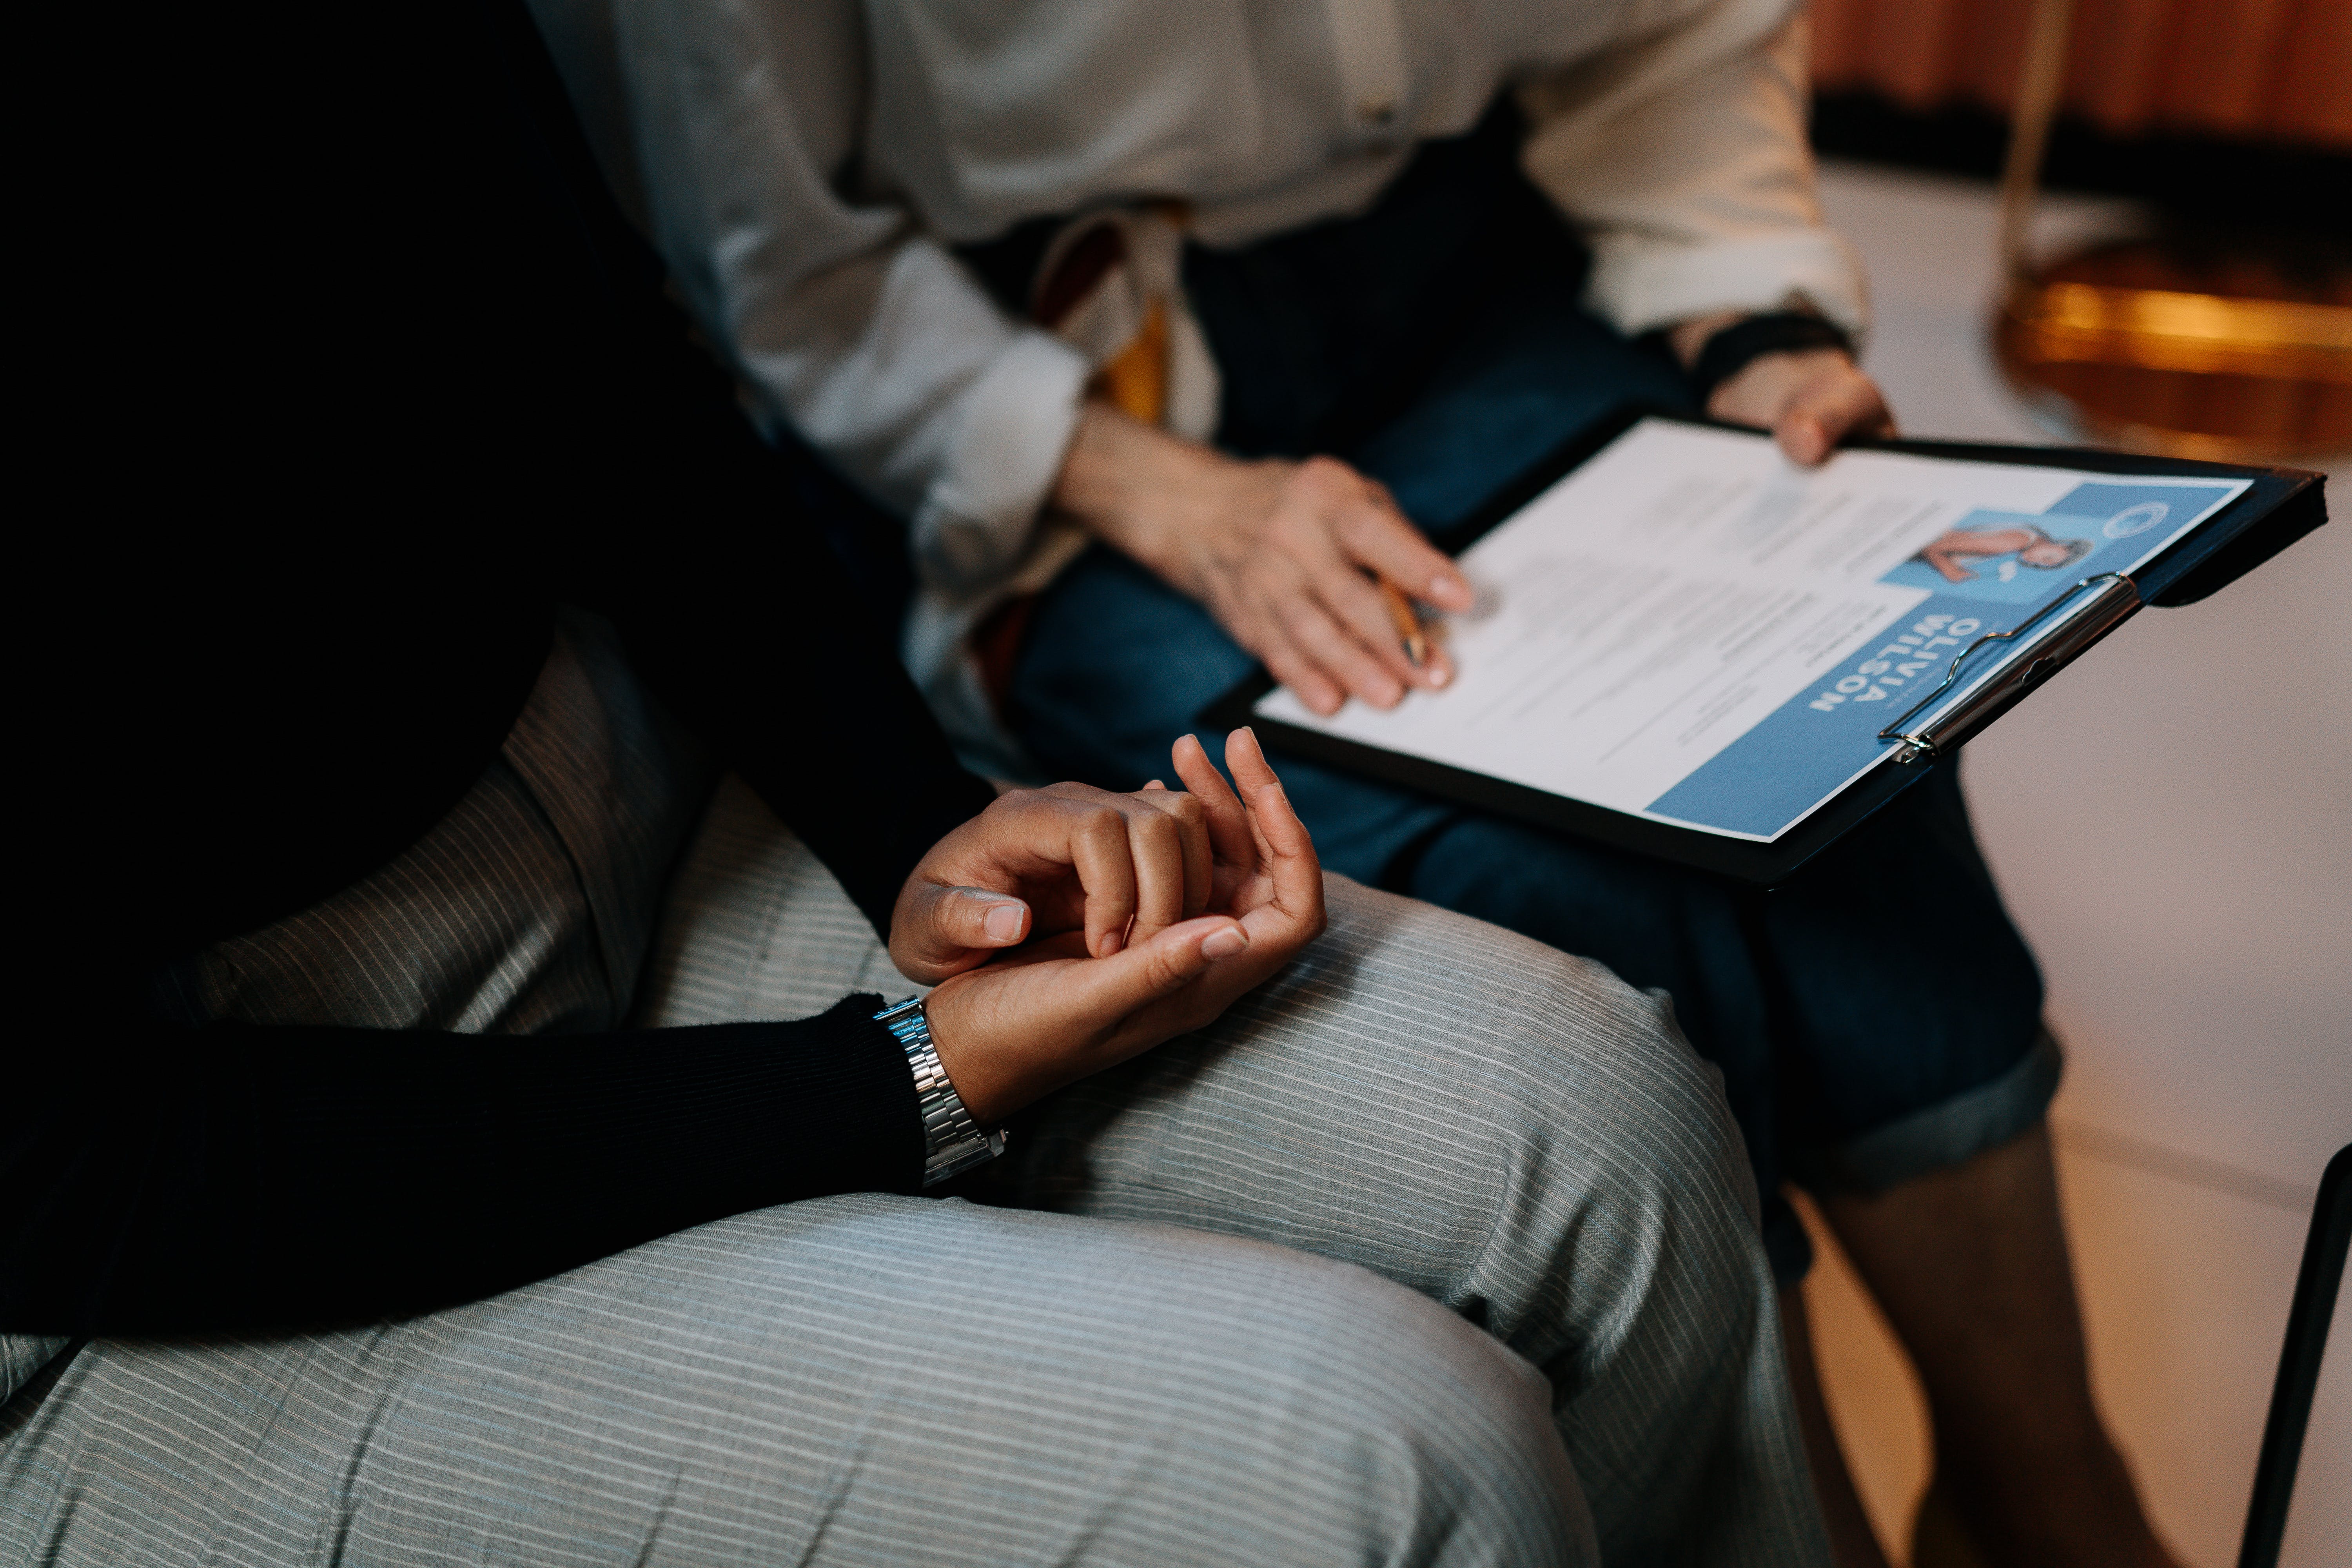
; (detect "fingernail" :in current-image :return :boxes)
[1201,924,1249,959]
[1428,665,1450,688]
[983,902,1026,943]
[1101,913,1135,957]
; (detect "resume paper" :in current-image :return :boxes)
[1255,419,2247,841]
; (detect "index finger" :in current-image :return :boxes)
[1004,790,1143,957]
[1169,733,1254,869]
[1330,493,1471,612]
[1069,802,1143,958]
[1224,727,1324,935]
[1133,780,1214,922]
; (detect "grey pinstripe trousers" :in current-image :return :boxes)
[4,637,1828,1566]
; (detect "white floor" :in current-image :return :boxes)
[1805,160,2350,1568]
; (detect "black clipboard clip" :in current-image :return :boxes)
[1878,571,2143,765]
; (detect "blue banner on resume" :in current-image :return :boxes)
[1644,481,2225,838]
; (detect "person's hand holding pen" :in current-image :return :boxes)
[1051,399,1471,716]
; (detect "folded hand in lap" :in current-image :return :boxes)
[889,729,1326,1125]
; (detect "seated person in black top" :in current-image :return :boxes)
[2,7,1828,1564]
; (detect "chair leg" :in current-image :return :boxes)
[2238,1142,2352,1568]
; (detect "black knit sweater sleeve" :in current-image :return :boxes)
[1,999,923,1333]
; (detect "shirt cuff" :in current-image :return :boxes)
[910,329,1091,595]
[1583,229,1869,341]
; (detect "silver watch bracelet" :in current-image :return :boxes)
[875,996,1007,1186]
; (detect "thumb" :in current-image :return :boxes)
[897,884,1031,981]
[1776,409,1830,466]
[1065,913,1250,1021]
[1779,365,1885,466]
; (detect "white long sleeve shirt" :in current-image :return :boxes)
[530,0,1864,757]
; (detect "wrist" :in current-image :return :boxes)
[1668,311,1747,370]
[1678,312,1855,408]
[907,973,1020,1128]
[876,995,1007,1185]
[1049,400,1220,587]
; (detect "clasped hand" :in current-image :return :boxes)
[888,728,1324,1127]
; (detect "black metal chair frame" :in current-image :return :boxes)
[2238,1141,2350,1568]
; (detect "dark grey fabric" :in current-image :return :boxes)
[153,608,710,1037]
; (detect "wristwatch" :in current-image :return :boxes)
[875,996,1007,1187]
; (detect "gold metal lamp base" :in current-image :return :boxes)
[1985,0,2352,465]
[1995,240,2352,463]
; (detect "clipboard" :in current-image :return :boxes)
[1203,408,2328,886]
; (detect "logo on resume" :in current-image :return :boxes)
[2103,501,2168,538]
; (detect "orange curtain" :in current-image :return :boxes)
[1808,0,2352,150]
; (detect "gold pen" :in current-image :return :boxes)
[1378,575,1428,668]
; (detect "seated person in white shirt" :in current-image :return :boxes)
[525,2,2182,1562]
